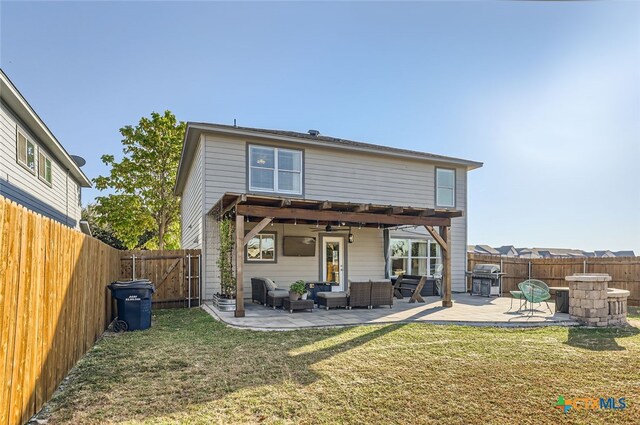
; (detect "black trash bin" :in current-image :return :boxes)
[108,280,155,331]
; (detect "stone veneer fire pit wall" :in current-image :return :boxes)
[565,273,630,327]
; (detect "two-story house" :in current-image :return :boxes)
[174,122,482,315]
[0,70,91,227]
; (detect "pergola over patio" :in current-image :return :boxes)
[209,192,463,317]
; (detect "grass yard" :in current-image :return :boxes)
[41,309,640,425]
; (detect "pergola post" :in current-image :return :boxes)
[235,214,245,317]
[440,225,452,308]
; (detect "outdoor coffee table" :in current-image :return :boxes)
[283,298,314,313]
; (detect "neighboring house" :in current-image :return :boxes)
[0,70,90,227]
[516,248,542,259]
[174,123,482,302]
[496,245,518,257]
[594,250,616,258]
[470,244,501,256]
[468,244,635,258]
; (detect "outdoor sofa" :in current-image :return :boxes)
[317,280,393,310]
[251,277,289,308]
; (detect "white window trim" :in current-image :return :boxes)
[16,129,36,175]
[248,145,303,195]
[389,238,442,277]
[435,167,455,208]
[245,233,277,263]
[38,148,53,187]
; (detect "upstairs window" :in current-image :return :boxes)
[38,150,53,186]
[17,131,36,173]
[248,145,302,195]
[436,168,455,208]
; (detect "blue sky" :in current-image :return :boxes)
[1,1,639,252]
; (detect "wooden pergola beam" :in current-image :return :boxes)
[425,226,448,253]
[387,206,404,215]
[220,194,246,218]
[235,214,245,317]
[352,203,370,213]
[243,217,273,245]
[440,225,452,308]
[236,205,452,227]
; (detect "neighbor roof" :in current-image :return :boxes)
[175,122,483,195]
[0,69,91,187]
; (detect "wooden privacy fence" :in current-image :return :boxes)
[468,253,640,306]
[119,250,201,309]
[0,196,121,425]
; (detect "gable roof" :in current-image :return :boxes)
[473,245,501,255]
[496,245,517,255]
[175,122,483,195]
[0,69,91,187]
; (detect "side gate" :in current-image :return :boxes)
[120,249,202,308]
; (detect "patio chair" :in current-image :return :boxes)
[518,279,552,314]
[251,277,288,308]
[369,281,393,308]
[348,281,372,309]
[509,290,528,311]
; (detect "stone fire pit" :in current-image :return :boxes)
[565,273,630,327]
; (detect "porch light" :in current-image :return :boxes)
[348,233,354,243]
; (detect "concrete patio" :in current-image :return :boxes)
[202,293,578,330]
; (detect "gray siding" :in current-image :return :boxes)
[0,101,81,227]
[202,221,385,299]
[180,137,203,249]
[197,133,470,298]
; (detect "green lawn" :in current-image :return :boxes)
[41,309,640,425]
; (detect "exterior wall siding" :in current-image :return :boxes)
[202,222,385,299]
[0,100,82,227]
[180,137,203,249]
[198,133,471,298]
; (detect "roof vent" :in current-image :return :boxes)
[308,129,320,136]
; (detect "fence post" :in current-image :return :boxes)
[187,254,192,308]
[584,259,587,274]
[198,254,202,307]
[132,254,136,280]
[528,260,531,280]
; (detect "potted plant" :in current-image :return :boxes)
[289,280,307,301]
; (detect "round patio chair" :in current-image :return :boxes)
[518,279,552,314]
[509,290,528,311]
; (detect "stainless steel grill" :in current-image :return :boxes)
[467,264,506,297]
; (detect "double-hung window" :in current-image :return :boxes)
[17,130,36,173]
[245,232,276,262]
[436,168,455,208]
[248,145,302,195]
[389,239,442,277]
[38,150,53,186]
